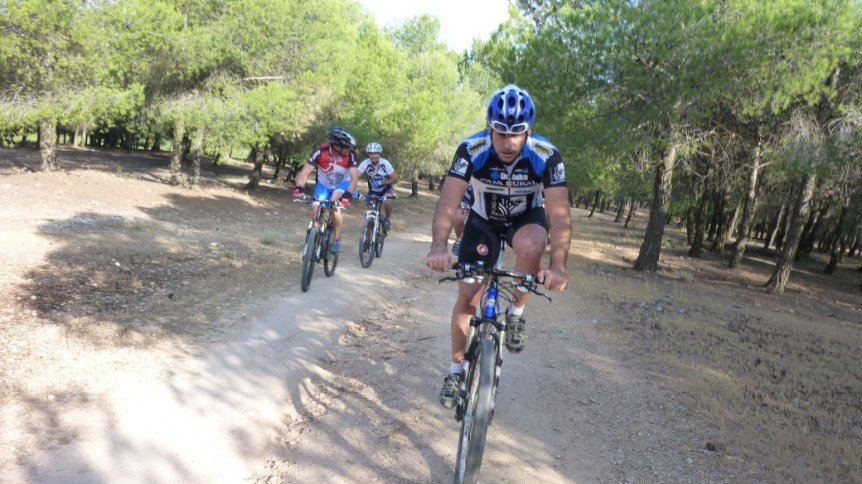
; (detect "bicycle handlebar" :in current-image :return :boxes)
[293,196,345,208]
[355,193,389,202]
[438,263,552,302]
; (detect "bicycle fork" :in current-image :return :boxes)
[456,315,506,423]
[306,220,326,260]
[365,209,379,245]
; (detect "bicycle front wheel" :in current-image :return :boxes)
[300,229,318,292]
[374,218,386,258]
[359,217,374,268]
[323,227,338,276]
[454,337,497,484]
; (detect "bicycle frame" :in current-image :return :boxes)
[358,193,389,268]
[441,239,551,484]
[461,247,508,419]
[364,195,387,241]
[296,197,341,259]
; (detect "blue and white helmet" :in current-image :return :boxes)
[366,142,382,154]
[487,84,535,135]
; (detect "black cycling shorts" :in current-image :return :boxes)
[457,207,548,267]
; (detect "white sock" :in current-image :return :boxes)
[508,304,524,316]
[450,360,469,374]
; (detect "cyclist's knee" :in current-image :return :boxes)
[455,283,483,306]
[513,228,547,257]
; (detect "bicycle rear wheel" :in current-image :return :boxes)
[359,217,374,268]
[300,229,318,292]
[323,227,338,276]
[454,337,496,484]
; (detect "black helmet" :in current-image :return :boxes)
[328,127,356,149]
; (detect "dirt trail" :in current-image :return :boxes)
[252,222,748,483]
[3,216,758,483]
[0,148,759,482]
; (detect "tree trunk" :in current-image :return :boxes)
[710,190,730,253]
[410,170,419,197]
[39,118,58,172]
[246,146,263,190]
[634,141,678,272]
[817,229,831,252]
[727,203,742,239]
[599,197,608,213]
[774,197,794,251]
[588,190,600,217]
[706,191,722,242]
[188,126,204,189]
[283,164,297,185]
[766,173,817,293]
[689,188,708,257]
[428,176,435,191]
[124,128,134,153]
[824,203,849,275]
[614,198,626,223]
[170,120,185,186]
[685,207,694,244]
[764,203,785,250]
[81,125,89,147]
[798,199,829,259]
[729,155,763,268]
[151,132,161,152]
[272,150,286,180]
[624,199,637,228]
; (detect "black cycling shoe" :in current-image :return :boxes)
[505,313,526,353]
[383,218,391,233]
[440,372,462,408]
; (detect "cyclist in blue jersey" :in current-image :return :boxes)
[358,142,398,231]
[426,85,572,408]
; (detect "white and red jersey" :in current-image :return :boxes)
[307,143,357,189]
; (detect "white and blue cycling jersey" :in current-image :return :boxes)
[447,130,566,224]
[459,185,474,209]
[358,158,396,194]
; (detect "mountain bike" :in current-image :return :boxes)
[439,243,551,484]
[295,196,343,292]
[358,193,389,268]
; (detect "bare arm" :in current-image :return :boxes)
[432,176,468,250]
[294,164,315,189]
[347,167,359,194]
[384,170,399,186]
[426,176,468,271]
[540,186,571,289]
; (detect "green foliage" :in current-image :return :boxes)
[1,0,488,175]
[474,0,862,225]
